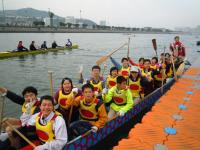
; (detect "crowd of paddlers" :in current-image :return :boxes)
[0,36,187,150]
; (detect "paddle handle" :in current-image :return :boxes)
[48,71,54,97]
[107,43,127,57]
[171,56,178,81]
[127,37,130,58]
[4,120,36,148]
[0,96,5,132]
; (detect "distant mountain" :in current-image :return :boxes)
[0,8,97,25]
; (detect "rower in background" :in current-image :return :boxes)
[66,39,72,47]
[41,41,48,49]
[29,41,37,51]
[52,41,58,49]
[17,41,28,52]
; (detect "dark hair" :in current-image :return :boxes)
[161,53,164,56]
[22,86,38,96]
[174,36,179,40]
[92,65,101,71]
[116,76,127,84]
[139,57,144,62]
[61,77,73,89]
[144,59,151,63]
[121,57,129,63]
[110,66,118,75]
[165,53,171,57]
[152,57,158,63]
[40,95,54,105]
[82,83,94,92]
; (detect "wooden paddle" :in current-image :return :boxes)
[68,93,76,127]
[96,43,127,65]
[152,39,158,57]
[161,46,166,94]
[48,71,54,97]
[3,120,36,148]
[176,62,185,76]
[0,95,5,132]
[171,55,178,81]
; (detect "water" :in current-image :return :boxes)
[0,33,199,117]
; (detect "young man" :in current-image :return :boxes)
[0,86,40,127]
[69,83,107,138]
[41,41,47,49]
[103,76,133,120]
[24,95,68,150]
[66,39,72,47]
[110,57,130,79]
[79,65,105,97]
[128,66,148,104]
[29,41,37,51]
[141,59,154,96]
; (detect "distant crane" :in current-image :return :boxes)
[48,8,54,27]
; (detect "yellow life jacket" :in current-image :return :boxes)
[154,71,167,81]
[112,89,127,106]
[90,80,103,93]
[150,64,157,70]
[128,78,141,98]
[35,112,57,143]
[79,98,101,121]
[119,67,130,79]
[58,90,74,109]
[166,66,173,78]
[21,102,37,114]
[141,69,153,80]
[106,75,117,89]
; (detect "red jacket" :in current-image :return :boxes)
[170,41,186,57]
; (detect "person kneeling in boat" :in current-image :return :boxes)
[69,83,107,138]
[17,41,28,52]
[66,39,72,47]
[128,66,148,104]
[54,77,81,126]
[29,41,38,51]
[0,86,40,149]
[41,41,48,50]
[52,41,58,49]
[103,76,133,120]
[23,95,68,150]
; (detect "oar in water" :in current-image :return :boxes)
[3,120,36,148]
[48,71,54,97]
[96,43,127,65]
[152,39,158,57]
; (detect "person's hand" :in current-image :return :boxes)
[117,110,125,117]
[25,99,35,114]
[91,126,98,132]
[102,88,108,94]
[94,91,99,97]
[0,87,7,95]
[34,144,47,150]
[161,63,166,69]
[72,88,79,95]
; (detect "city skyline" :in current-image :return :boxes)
[1,0,200,29]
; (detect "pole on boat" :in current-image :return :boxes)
[152,39,158,57]
[0,95,5,132]
[161,46,166,94]
[127,37,130,58]
[96,43,127,65]
[3,120,36,148]
[48,71,54,97]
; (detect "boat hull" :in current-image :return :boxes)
[64,78,175,150]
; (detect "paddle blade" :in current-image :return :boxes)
[96,56,108,65]
[152,39,157,51]
[176,62,185,76]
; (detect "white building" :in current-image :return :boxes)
[43,17,59,27]
[100,20,106,26]
[65,16,75,24]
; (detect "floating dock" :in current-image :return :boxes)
[114,59,200,150]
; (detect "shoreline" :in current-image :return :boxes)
[0,26,180,34]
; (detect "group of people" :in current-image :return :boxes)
[16,39,73,52]
[0,36,186,150]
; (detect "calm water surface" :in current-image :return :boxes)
[0,33,199,117]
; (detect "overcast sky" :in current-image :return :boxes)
[1,0,200,29]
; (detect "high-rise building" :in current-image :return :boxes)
[100,20,106,26]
